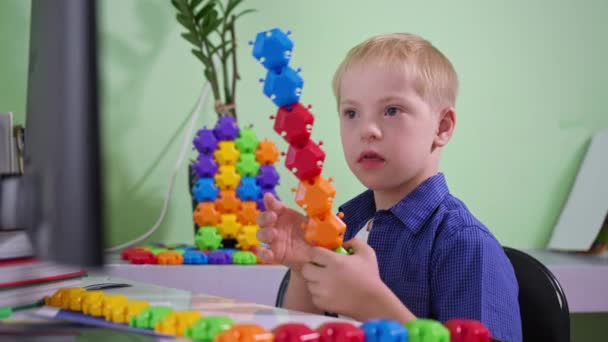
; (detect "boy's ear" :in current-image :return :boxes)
[434,107,456,148]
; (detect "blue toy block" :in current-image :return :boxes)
[192,178,219,202]
[361,319,408,342]
[262,66,303,107]
[236,177,262,201]
[183,251,209,265]
[250,28,294,71]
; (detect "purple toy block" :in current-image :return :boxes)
[262,66,303,107]
[250,28,294,71]
[207,250,233,264]
[256,165,280,189]
[213,114,240,141]
[193,154,219,178]
[193,127,218,154]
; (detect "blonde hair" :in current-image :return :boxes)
[332,33,458,110]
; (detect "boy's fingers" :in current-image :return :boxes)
[343,238,372,256]
[260,248,275,263]
[309,246,335,266]
[256,211,277,227]
[256,227,276,244]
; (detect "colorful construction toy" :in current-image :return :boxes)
[250,28,346,250]
[190,114,282,254]
[45,286,495,341]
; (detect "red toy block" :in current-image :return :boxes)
[129,250,157,264]
[215,189,242,214]
[274,323,320,342]
[193,202,221,226]
[237,201,261,225]
[303,212,346,250]
[445,319,491,342]
[294,176,336,219]
[318,322,364,342]
[273,102,315,147]
[121,247,146,260]
[285,140,326,181]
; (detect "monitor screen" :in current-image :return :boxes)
[22,0,103,267]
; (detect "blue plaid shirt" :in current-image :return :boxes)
[339,173,522,342]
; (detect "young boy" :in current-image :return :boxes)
[256,33,522,342]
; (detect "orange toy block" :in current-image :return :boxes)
[193,202,221,226]
[216,324,273,342]
[294,176,336,219]
[303,212,346,250]
[214,165,241,190]
[157,251,183,265]
[215,190,242,214]
[214,141,240,166]
[237,201,261,225]
[255,138,279,165]
[217,214,242,239]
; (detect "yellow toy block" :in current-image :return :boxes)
[45,287,84,308]
[81,291,105,315]
[217,214,242,239]
[110,300,150,324]
[101,294,129,320]
[68,289,90,311]
[236,225,260,250]
[214,165,241,190]
[155,310,203,337]
[214,141,240,166]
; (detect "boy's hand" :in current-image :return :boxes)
[300,238,385,318]
[256,193,313,272]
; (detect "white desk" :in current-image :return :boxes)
[105,250,608,313]
[103,254,289,306]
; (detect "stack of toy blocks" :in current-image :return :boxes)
[191,114,281,252]
[250,28,346,250]
[45,286,494,341]
[120,115,282,265]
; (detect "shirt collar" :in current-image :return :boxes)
[339,173,450,235]
[390,173,449,234]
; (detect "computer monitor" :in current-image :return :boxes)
[20,0,103,267]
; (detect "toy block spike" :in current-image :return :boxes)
[338,212,345,219]
[259,78,264,83]
[328,177,334,182]
[296,67,302,73]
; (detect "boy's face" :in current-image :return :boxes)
[338,63,440,192]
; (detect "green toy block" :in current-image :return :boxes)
[334,246,354,255]
[185,316,234,342]
[232,251,257,265]
[129,306,173,329]
[236,153,260,177]
[405,319,450,342]
[195,226,223,251]
[235,128,259,154]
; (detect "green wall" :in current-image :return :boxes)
[1,1,607,340]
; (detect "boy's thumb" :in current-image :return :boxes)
[263,192,284,213]
[342,238,369,255]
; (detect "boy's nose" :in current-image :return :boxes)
[360,120,382,142]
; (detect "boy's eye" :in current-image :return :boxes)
[343,109,357,119]
[385,106,401,117]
